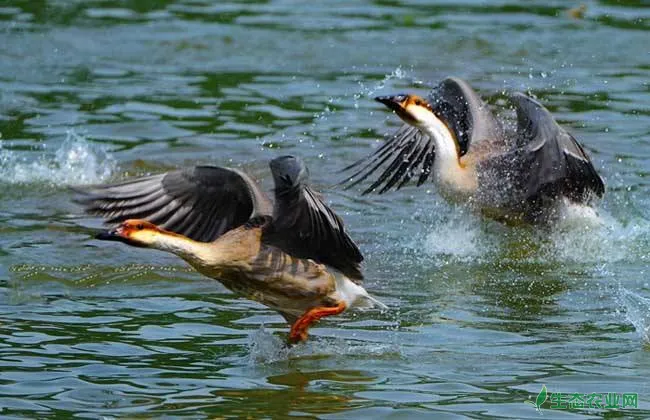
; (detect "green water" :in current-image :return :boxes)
[1,1,650,418]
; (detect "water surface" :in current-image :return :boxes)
[1,0,650,418]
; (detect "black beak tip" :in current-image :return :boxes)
[374,95,407,112]
[374,95,392,104]
[374,94,419,125]
[96,230,117,241]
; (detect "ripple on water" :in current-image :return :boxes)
[619,288,650,344]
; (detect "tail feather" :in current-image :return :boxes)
[335,274,388,310]
[358,293,388,310]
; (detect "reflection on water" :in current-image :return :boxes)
[213,387,361,418]
[1,0,650,418]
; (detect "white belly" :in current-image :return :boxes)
[433,160,478,203]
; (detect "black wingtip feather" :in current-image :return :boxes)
[339,125,434,194]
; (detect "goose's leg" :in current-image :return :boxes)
[288,302,347,343]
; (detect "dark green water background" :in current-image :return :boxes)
[1,0,650,418]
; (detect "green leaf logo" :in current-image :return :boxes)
[525,384,548,411]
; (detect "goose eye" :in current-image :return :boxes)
[136,223,144,230]
[414,99,421,106]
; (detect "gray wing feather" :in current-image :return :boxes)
[268,179,364,281]
[433,77,502,153]
[73,166,273,242]
[510,92,605,201]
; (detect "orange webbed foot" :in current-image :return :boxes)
[288,302,347,344]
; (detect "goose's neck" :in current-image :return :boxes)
[418,115,477,198]
[150,232,214,265]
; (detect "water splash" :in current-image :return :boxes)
[422,211,486,264]
[618,288,650,343]
[247,326,292,364]
[415,199,649,266]
[314,66,408,121]
[352,66,408,109]
[246,325,402,365]
[546,208,649,264]
[557,200,603,227]
[306,66,409,148]
[0,130,115,186]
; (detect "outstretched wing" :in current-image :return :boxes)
[340,77,502,193]
[266,156,364,281]
[508,92,604,202]
[72,166,273,242]
[339,125,432,194]
[433,77,503,154]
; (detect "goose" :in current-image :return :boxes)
[341,77,605,224]
[74,155,385,343]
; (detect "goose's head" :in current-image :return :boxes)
[270,155,309,191]
[375,94,437,128]
[96,219,166,248]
